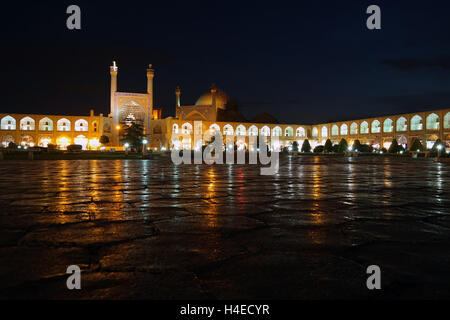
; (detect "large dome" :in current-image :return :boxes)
[195,88,229,110]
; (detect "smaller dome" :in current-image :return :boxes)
[195,88,229,110]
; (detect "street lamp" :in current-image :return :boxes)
[437,144,443,158]
[142,139,148,155]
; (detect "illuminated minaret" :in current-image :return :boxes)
[110,61,119,145]
[147,65,155,133]
[110,61,118,122]
[175,86,181,118]
[175,86,181,107]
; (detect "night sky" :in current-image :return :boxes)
[2,0,450,124]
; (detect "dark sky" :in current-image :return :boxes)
[2,0,450,124]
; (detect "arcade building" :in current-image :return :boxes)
[1,62,450,152]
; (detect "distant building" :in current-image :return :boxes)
[1,62,449,151]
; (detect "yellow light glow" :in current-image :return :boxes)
[89,138,100,149]
[116,125,121,130]
[57,137,71,150]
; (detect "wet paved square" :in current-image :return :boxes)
[0,156,449,299]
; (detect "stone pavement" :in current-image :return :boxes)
[0,157,449,299]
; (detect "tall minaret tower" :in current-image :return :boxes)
[110,61,118,123]
[110,61,119,145]
[146,64,155,133]
[175,86,181,107]
[175,86,181,118]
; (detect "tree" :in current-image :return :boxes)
[388,139,399,153]
[359,144,373,153]
[332,144,339,153]
[67,144,82,152]
[301,139,311,153]
[100,135,110,145]
[431,139,444,151]
[292,141,299,152]
[314,145,324,153]
[410,138,424,152]
[120,119,145,152]
[324,139,333,153]
[353,140,362,152]
[337,139,348,153]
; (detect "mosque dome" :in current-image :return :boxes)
[195,87,229,110]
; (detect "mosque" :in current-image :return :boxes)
[1,62,450,152]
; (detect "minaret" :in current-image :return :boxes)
[146,64,155,134]
[210,83,217,109]
[175,86,181,107]
[110,61,119,145]
[175,86,181,119]
[110,61,118,123]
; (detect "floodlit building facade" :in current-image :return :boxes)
[1,63,450,151]
[0,110,112,150]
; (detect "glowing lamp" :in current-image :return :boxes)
[124,143,130,149]
[142,139,148,145]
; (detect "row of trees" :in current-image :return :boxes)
[291,138,445,154]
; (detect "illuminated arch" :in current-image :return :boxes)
[340,124,348,136]
[272,126,282,137]
[331,125,339,136]
[248,125,258,136]
[20,135,34,146]
[57,118,71,132]
[57,136,71,150]
[20,117,35,131]
[118,101,146,124]
[350,122,358,135]
[39,136,52,148]
[1,135,14,147]
[360,121,369,134]
[444,112,450,129]
[172,124,179,134]
[39,117,53,131]
[285,127,294,137]
[74,135,88,150]
[236,125,246,136]
[1,116,16,130]
[396,117,407,132]
[223,124,234,136]
[371,120,381,134]
[260,126,270,137]
[426,113,440,130]
[209,123,221,134]
[181,122,193,135]
[411,115,423,131]
[321,126,328,138]
[296,127,306,137]
[312,127,319,138]
[383,118,393,133]
[75,119,89,132]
